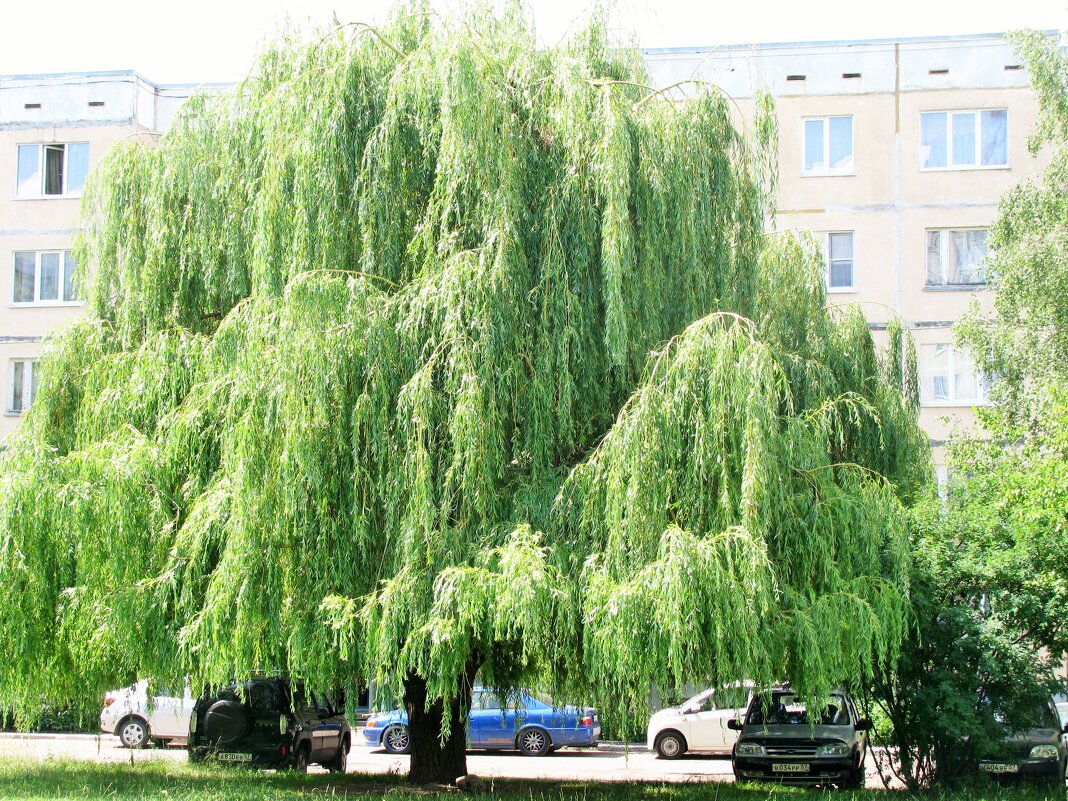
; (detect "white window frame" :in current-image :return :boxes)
[802,115,854,176]
[11,250,82,306]
[822,230,855,292]
[14,142,89,199]
[919,344,989,407]
[7,359,37,415]
[919,109,1008,171]
[925,228,989,287]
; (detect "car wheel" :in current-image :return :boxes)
[655,731,686,760]
[118,717,149,749]
[382,724,411,754]
[517,727,551,756]
[328,738,349,774]
[293,744,310,773]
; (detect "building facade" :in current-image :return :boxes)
[646,32,1052,475]
[0,70,211,440]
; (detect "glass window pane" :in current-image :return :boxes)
[10,362,25,413]
[16,145,40,197]
[829,260,853,288]
[13,252,36,302]
[805,119,824,172]
[951,230,988,284]
[66,143,89,193]
[39,253,60,301]
[29,362,38,406]
[829,116,853,170]
[44,145,64,195]
[921,113,947,168]
[981,110,1008,166]
[926,231,943,285]
[921,344,950,404]
[829,232,853,260]
[954,348,978,401]
[952,113,976,166]
[63,252,79,302]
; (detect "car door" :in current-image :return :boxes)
[311,692,342,759]
[476,692,521,748]
[148,683,184,739]
[679,690,720,750]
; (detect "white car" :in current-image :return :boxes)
[99,679,193,748]
[647,684,753,759]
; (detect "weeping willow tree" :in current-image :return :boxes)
[0,3,930,784]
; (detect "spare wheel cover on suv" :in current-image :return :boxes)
[203,699,251,746]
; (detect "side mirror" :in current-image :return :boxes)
[727,718,742,731]
[1062,723,1068,734]
[856,718,873,731]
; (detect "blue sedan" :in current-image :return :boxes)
[362,689,600,756]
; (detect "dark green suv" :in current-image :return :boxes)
[187,677,350,772]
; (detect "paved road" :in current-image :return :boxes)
[0,732,884,786]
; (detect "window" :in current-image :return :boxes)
[15,143,89,198]
[804,116,853,175]
[919,344,988,405]
[12,251,80,304]
[920,110,1007,169]
[8,360,37,414]
[926,229,988,286]
[823,231,854,290]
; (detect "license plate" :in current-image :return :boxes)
[217,752,253,762]
[772,763,810,773]
[980,763,1019,774]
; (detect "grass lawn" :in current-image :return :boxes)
[0,759,1064,801]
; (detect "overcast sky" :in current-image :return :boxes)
[1,0,1064,85]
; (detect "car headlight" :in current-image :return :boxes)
[817,744,850,757]
[1030,745,1059,759]
[736,743,764,756]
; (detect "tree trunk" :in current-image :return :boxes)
[403,662,478,786]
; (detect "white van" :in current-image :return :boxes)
[99,679,193,748]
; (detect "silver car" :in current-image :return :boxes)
[729,686,870,787]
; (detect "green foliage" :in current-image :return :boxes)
[0,3,928,745]
[956,30,1068,422]
[867,484,1066,790]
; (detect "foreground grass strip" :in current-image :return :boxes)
[0,759,1065,801]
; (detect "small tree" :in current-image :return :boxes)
[0,6,928,785]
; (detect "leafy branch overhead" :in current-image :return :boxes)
[0,2,928,736]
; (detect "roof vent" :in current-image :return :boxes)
[929,68,949,75]
[88,101,105,107]
[786,74,806,82]
[23,103,41,110]
[842,72,862,79]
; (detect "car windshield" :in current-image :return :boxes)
[746,692,849,726]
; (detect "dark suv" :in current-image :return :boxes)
[729,686,870,787]
[187,677,350,772]
[979,697,1068,783]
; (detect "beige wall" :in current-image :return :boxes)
[0,124,141,438]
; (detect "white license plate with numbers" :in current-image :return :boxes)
[217,752,253,762]
[772,763,810,773]
[980,763,1019,774]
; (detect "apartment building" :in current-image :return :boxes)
[0,70,212,440]
[646,32,1052,474]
